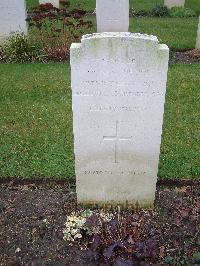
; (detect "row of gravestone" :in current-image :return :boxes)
[0,0,200,48]
[34,0,187,8]
[37,0,186,8]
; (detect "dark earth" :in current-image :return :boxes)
[0,179,199,265]
[169,49,200,64]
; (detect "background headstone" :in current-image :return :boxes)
[71,33,169,208]
[96,0,129,32]
[0,0,27,39]
[164,0,185,8]
[196,16,200,49]
[39,0,59,8]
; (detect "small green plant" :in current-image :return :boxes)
[0,45,6,62]
[129,8,149,17]
[1,33,43,63]
[150,5,169,17]
[169,7,196,18]
[164,255,175,265]
[179,256,189,265]
[193,252,200,264]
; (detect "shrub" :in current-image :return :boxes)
[27,3,93,62]
[0,33,44,63]
[0,1,93,63]
[169,7,196,18]
[86,212,158,264]
[60,0,70,8]
[164,256,175,265]
[150,5,169,17]
[129,8,149,17]
[44,46,69,61]
[0,45,6,62]
[193,252,200,264]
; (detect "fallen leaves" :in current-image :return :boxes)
[0,183,199,265]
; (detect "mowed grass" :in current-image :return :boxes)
[0,64,74,178]
[185,0,200,14]
[159,64,200,179]
[0,63,199,180]
[69,0,200,13]
[26,0,200,13]
[26,0,38,8]
[130,17,198,50]
[88,16,198,50]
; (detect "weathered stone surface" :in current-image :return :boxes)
[164,0,185,8]
[71,33,169,208]
[39,0,59,8]
[0,0,27,38]
[196,16,200,49]
[96,0,129,32]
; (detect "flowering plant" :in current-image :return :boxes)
[27,2,93,61]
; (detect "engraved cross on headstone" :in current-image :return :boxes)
[96,0,129,33]
[103,120,132,163]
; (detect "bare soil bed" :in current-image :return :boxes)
[170,49,200,64]
[0,180,199,265]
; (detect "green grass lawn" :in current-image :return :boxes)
[70,0,200,13]
[26,0,38,9]
[26,0,200,13]
[130,17,198,50]
[185,0,200,13]
[87,16,198,50]
[0,64,73,178]
[0,63,199,180]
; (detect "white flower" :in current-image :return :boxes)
[74,233,82,239]
[71,229,78,235]
[63,209,114,243]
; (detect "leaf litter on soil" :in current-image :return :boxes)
[0,181,199,265]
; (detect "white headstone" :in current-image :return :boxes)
[71,33,169,208]
[196,16,200,49]
[96,0,129,32]
[164,0,185,8]
[39,0,59,8]
[0,0,27,39]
